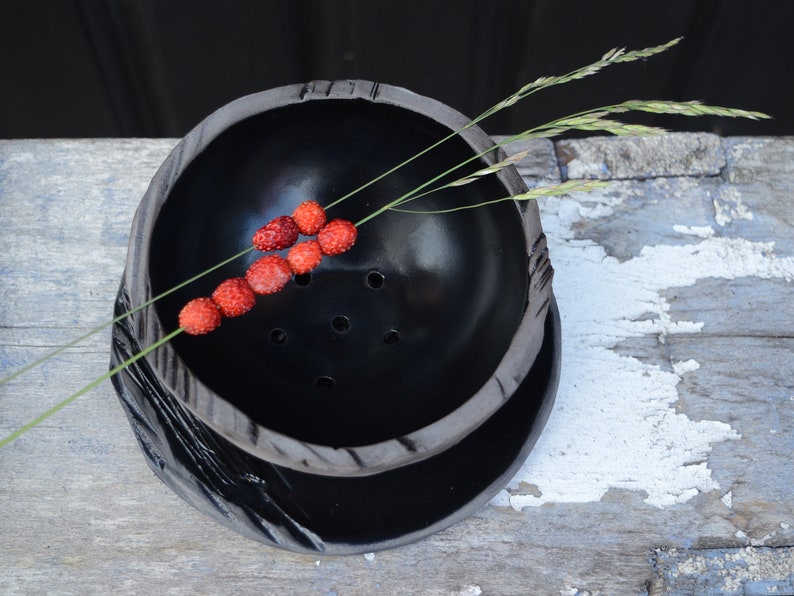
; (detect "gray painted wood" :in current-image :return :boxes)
[652,546,794,595]
[1,135,792,595]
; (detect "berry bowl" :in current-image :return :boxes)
[110,80,560,554]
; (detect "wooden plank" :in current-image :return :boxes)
[652,546,794,595]
[555,132,726,180]
[497,137,562,187]
[1,135,793,595]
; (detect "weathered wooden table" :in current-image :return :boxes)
[1,134,792,595]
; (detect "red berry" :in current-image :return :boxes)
[246,254,292,295]
[292,200,327,236]
[179,297,221,335]
[317,219,357,255]
[252,215,299,251]
[212,277,256,318]
[286,240,323,274]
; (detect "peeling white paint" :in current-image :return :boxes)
[749,531,778,547]
[660,546,794,594]
[563,157,608,180]
[672,359,700,375]
[713,186,753,226]
[455,586,483,596]
[492,191,794,510]
[721,491,733,509]
[560,587,591,596]
[673,224,715,238]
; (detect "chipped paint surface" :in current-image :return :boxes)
[493,189,794,510]
[422,585,483,596]
[654,546,794,594]
[712,186,754,226]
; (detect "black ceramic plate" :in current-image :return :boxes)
[111,292,560,555]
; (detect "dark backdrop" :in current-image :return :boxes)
[1,0,791,138]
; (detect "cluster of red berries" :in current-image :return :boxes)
[178,200,357,335]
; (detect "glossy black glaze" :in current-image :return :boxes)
[148,99,528,447]
[112,81,559,549]
[111,289,560,555]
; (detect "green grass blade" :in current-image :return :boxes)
[0,246,253,387]
[390,180,609,214]
[0,328,184,448]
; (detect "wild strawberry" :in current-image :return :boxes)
[212,277,256,317]
[317,219,357,255]
[246,254,292,295]
[252,215,299,252]
[286,240,323,274]
[292,200,327,236]
[179,297,221,335]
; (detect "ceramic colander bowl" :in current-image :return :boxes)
[111,80,560,553]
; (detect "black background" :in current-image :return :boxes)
[1,0,791,138]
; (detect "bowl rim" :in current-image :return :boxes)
[124,79,552,477]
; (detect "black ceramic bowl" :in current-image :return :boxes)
[111,80,559,553]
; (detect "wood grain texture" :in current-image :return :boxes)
[652,546,794,595]
[1,135,792,595]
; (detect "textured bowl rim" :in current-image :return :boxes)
[124,80,553,477]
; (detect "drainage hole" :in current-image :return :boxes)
[331,315,351,333]
[382,329,401,345]
[294,273,312,286]
[270,328,287,344]
[316,376,336,390]
[367,271,385,289]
